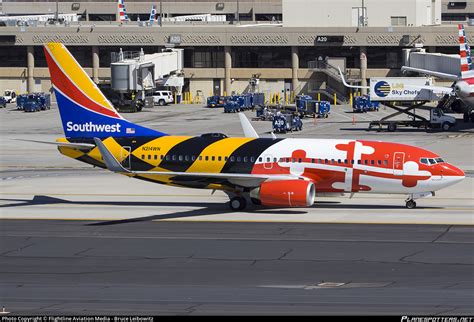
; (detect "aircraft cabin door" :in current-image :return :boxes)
[393,152,404,176]
[121,146,132,170]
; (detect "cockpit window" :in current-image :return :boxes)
[435,158,444,163]
[428,158,436,165]
[420,158,428,165]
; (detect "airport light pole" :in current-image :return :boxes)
[55,0,59,22]
[236,0,240,23]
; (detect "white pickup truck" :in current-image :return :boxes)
[2,90,17,103]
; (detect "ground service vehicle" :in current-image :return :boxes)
[272,113,303,133]
[152,90,174,106]
[369,108,456,132]
[353,95,379,113]
[40,43,465,211]
[22,93,51,112]
[207,95,226,108]
[2,89,17,103]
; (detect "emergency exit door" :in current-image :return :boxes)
[393,152,404,176]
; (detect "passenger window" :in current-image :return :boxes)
[165,155,170,161]
[231,156,235,162]
[148,155,151,160]
[377,160,381,165]
[225,156,228,161]
[364,160,368,165]
[218,156,222,161]
[211,156,215,161]
[371,160,374,165]
[331,159,335,164]
[344,159,348,164]
[172,155,176,161]
[237,156,242,162]
[198,156,202,161]
[384,160,388,166]
[267,157,271,162]
[250,157,255,162]
[318,159,322,164]
[192,155,196,161]
[298,158,302,163]
[311,158,315,163]
[357,160,361,164]
[273,157,277,162]
[178,155,183,161]
[185,155,189,161]
[351,160,355,164]
[258,157,262,162]
[243,156,248,162]
[141,154,145,160]
[160,155,164,160]
[324,159,328,164]
[337,159,341,164]
[154,155,157,160]
[205,156,209,161]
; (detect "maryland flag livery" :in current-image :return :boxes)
[44,43,465,210]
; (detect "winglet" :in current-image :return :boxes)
[93,138,130,173]
[238,112,259,138]
[337,67,370,89]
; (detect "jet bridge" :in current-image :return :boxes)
[110,48,184,110]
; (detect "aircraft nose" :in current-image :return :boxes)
[443,163,465,179]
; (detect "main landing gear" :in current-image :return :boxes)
[229,196,247,211]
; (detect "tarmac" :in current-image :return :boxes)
[0,102,473,314]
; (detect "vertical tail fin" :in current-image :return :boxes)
[118,0,129,22]
[44,43,166,138]
[149,4,156,25]
[458,24,474,79]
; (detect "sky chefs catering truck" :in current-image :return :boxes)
[368,77,456,132]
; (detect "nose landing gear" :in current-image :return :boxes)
[405,199,417,209]
[405,192,434,209]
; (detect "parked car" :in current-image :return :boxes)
[152,90,174,106]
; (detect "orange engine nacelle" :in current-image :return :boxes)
[252,180,315,207]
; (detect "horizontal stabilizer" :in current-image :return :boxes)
[14,139,95,150]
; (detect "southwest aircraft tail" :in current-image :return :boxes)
[44,43,166,138]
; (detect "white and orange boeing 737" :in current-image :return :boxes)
[42,42,465,210]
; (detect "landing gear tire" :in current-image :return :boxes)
[229,197,247,211]
[406,199,417,209]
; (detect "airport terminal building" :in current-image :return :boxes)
[0,0,473,100]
